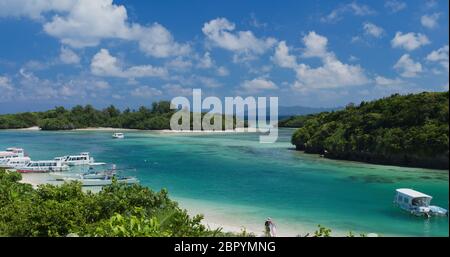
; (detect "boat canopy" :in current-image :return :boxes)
[396,188,432,199]
[0,152,16,157]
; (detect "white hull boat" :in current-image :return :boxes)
[0,148,27,166]
[16,160,69,173]
[63,176,139,186]
[112,133,125,139]
[394,188,448,217]
[0,156,31,168]
[51,170,116,181]
[55,152,105,166]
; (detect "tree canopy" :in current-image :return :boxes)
[0,168,229,237]
[289,92,449,170]
[0,101,237,131]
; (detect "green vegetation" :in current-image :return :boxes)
[0,102,174,130]
[0,168,259,237]
[278,115,313,128]
[0,168,231,237]
[290,92,449,170]
[0,168,367,237]
[0,101,237,131]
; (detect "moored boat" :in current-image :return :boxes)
[51,169,116,181]
[394,188,448,217]
[16,160,69,173]
[112,133,125,139]
[0,156,31,168]
[55,152,105,166]
[0,148,27,165]
[63,175,139,186]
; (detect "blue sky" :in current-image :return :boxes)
[0,0,448,113]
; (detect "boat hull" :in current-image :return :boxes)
[17,169,51,173]
[63,177,139,186]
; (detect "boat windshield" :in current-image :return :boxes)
[412,197,430,207]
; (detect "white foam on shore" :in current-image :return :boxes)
[172,196,324,237]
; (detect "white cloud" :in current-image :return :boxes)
[321,2,375,23]
[162,84,192,96]
[216,66,229,76]
[391,32,430,51]
[273,32,370,90]
[248,13,267,29]
[194,52,229,76]
[195,76,222,88]
[23,60,50,71]
[92,80,110,90]
[294,55,370,89]
[426,45,449,71]
[272,41,297,68]
[421,13,441,29]
[349,55,359,62]
[2,68,113,101]
[394,54,422,77]
[240,78,278,93]
[132,23,191,58]
[59,84,80,97]
[130,86,162,98]
[43,0,130,48]
[0,75,13,91]
[202,17,277,61]
[374,76,404,86]
[18,69,59,100]
[3,0,189,58]
[196,52,214,69]
[59,46,80,64]
[384,0,407,13]
[363,22,384,38]
[425,0,438,8]
[165,57,193,71]
[90,49,167,78]
[0,0,75,20]
[302,32,328,58]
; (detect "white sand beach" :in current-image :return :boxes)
[17,172,297,236]
[74,127,140,131]
[9,127,260,135]
[15,126,41,131]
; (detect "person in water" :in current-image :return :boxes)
[264,218,276,237]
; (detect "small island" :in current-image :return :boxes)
[282,92,449,170]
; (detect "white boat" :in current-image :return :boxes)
[394,188,448,217]
[51,169,116,181]
[112,133,125,139]
[0,156,31,168]
[0,148,27,164]
[55,152,105,166]
[16,160,69,173]
[63,175,139,186]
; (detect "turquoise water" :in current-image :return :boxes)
[0,129,448,236]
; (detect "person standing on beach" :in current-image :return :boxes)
[264,218,277,237]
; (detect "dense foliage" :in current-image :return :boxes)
[278,115,314,128]
[0,169,365,237]
[290,92,449,169]
[0,101,237,131]
[0,168,227,237]
[0,102,174,130]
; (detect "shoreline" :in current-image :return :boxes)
[4,127,447,171]
[18,173,332,237]
[17,173,268,236]
[3,126,258,134]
